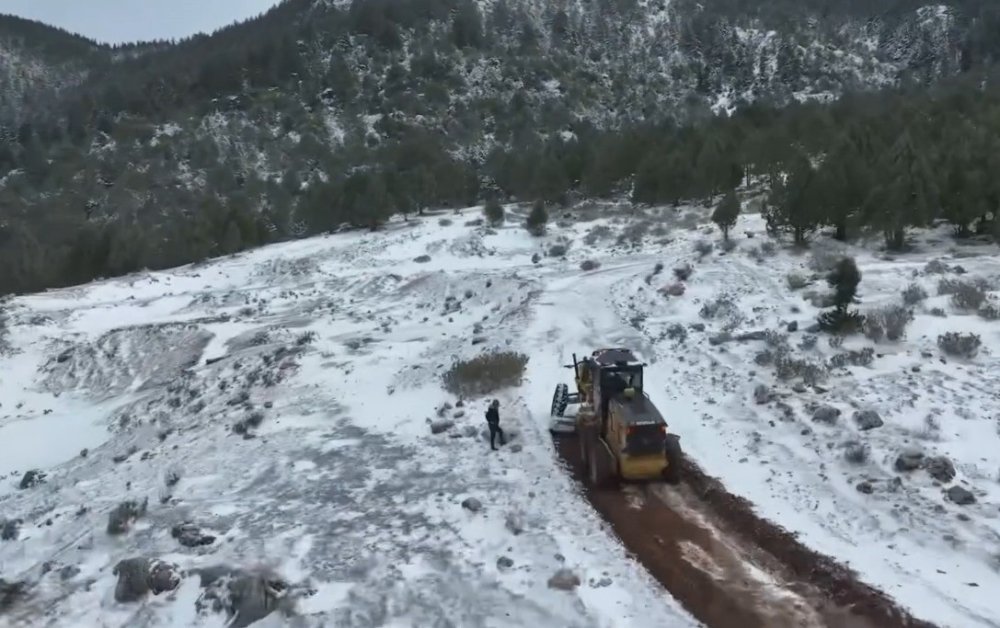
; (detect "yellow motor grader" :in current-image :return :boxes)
[550,348,682,487]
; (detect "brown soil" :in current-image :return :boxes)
[553,434,939,628]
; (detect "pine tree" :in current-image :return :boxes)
[525,200,548,236]
[712,189,740,241]
[818,256,863,333]
[484,197,504,225]
[764,152,822,246]
[863,131,937,250]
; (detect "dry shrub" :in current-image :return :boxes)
[442,351,529,397]
[937,332,981,359]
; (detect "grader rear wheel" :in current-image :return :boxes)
[663,434,683,484]
[588,440,614,488]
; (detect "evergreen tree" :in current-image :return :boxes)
[763,152,822,246]
[525,200,548,236]
[712,189,740,241]
[484,197,504,225]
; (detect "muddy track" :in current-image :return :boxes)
[552,435,938,628]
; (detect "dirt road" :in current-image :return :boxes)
[552,435,937,628]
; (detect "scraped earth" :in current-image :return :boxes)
[2,203,998,627]
[554,435,934,628]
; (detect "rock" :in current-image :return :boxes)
[660,283,685,297]
[194,567,290,628]
[735,330,768,342]
[171,522,217,548]
[690,323,706,332]
[548,568,581,591]
[430,419,454,434]
[510,443,523,453]
[594,576,613,588]
[496,556,514,570]
[504,512,525,535]
[811,405,841,425]
[148,560,182,594]
[792,382,807,393]
[946,486,975,505]
[107,498,148,535]
[452,410,465,419]
[471,336,487,345]
[787,321,799,332]
[413,255,431,263]
[709,333,732,346]
[1,518,20,541]
[856,481,874,494]
[894,450,924,472]
[753,384,771,405]
[18,469,45,490]
[461,497,482,513]
[531,253,541,264]
[925,456,956,483]
[113,557,181,602]
[59,565,81,581]
[853,410,883,431]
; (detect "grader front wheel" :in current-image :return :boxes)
[551,383,570,417]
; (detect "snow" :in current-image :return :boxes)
[0,208,697,627]
[3,201,1000,627]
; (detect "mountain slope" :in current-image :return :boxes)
[1,203,999,626]
[0,0,995,298]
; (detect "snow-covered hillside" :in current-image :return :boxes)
[1,201,999,627]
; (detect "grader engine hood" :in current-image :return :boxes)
[609,395,665,426]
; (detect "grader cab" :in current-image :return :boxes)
[550,348,682,487]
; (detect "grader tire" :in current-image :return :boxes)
[589,440,615,489]
[551,383,570,417]
[663,434,683,484]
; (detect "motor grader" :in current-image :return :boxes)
[550,348,682,487]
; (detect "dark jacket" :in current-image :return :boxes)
[485,406,500,426]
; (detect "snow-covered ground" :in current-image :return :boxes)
[1,201,998,627]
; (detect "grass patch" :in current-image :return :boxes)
[442,350,529,397]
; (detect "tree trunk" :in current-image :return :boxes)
[884,228,905,250]
[834,222,847,242]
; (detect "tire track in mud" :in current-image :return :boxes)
[552,434,938,628]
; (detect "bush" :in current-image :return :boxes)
[809,242,847,272]
[978,303,1000,320]
[525,200,548,235]
[774,352,826,384]
[617,221,652,245]
[580,259,600,271]
[929,307,947,317]
[694,240,713,257]
[863,305,914,342]
[828,347,875,368]
[548,244,568,257]
[924,259,951,274]
[484,198,504,225]
[442,351,529,397]
[786,273,808,291]
[438,218,453,226]
[901,283,928,305]
[937,332,982,358]
[938,278,991,309]
[674,263,693,280]
[583,224,612,245]
[817,309,864,334]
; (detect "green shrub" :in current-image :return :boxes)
[442,350,529,397]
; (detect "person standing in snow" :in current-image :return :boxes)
[485,399,505,451]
